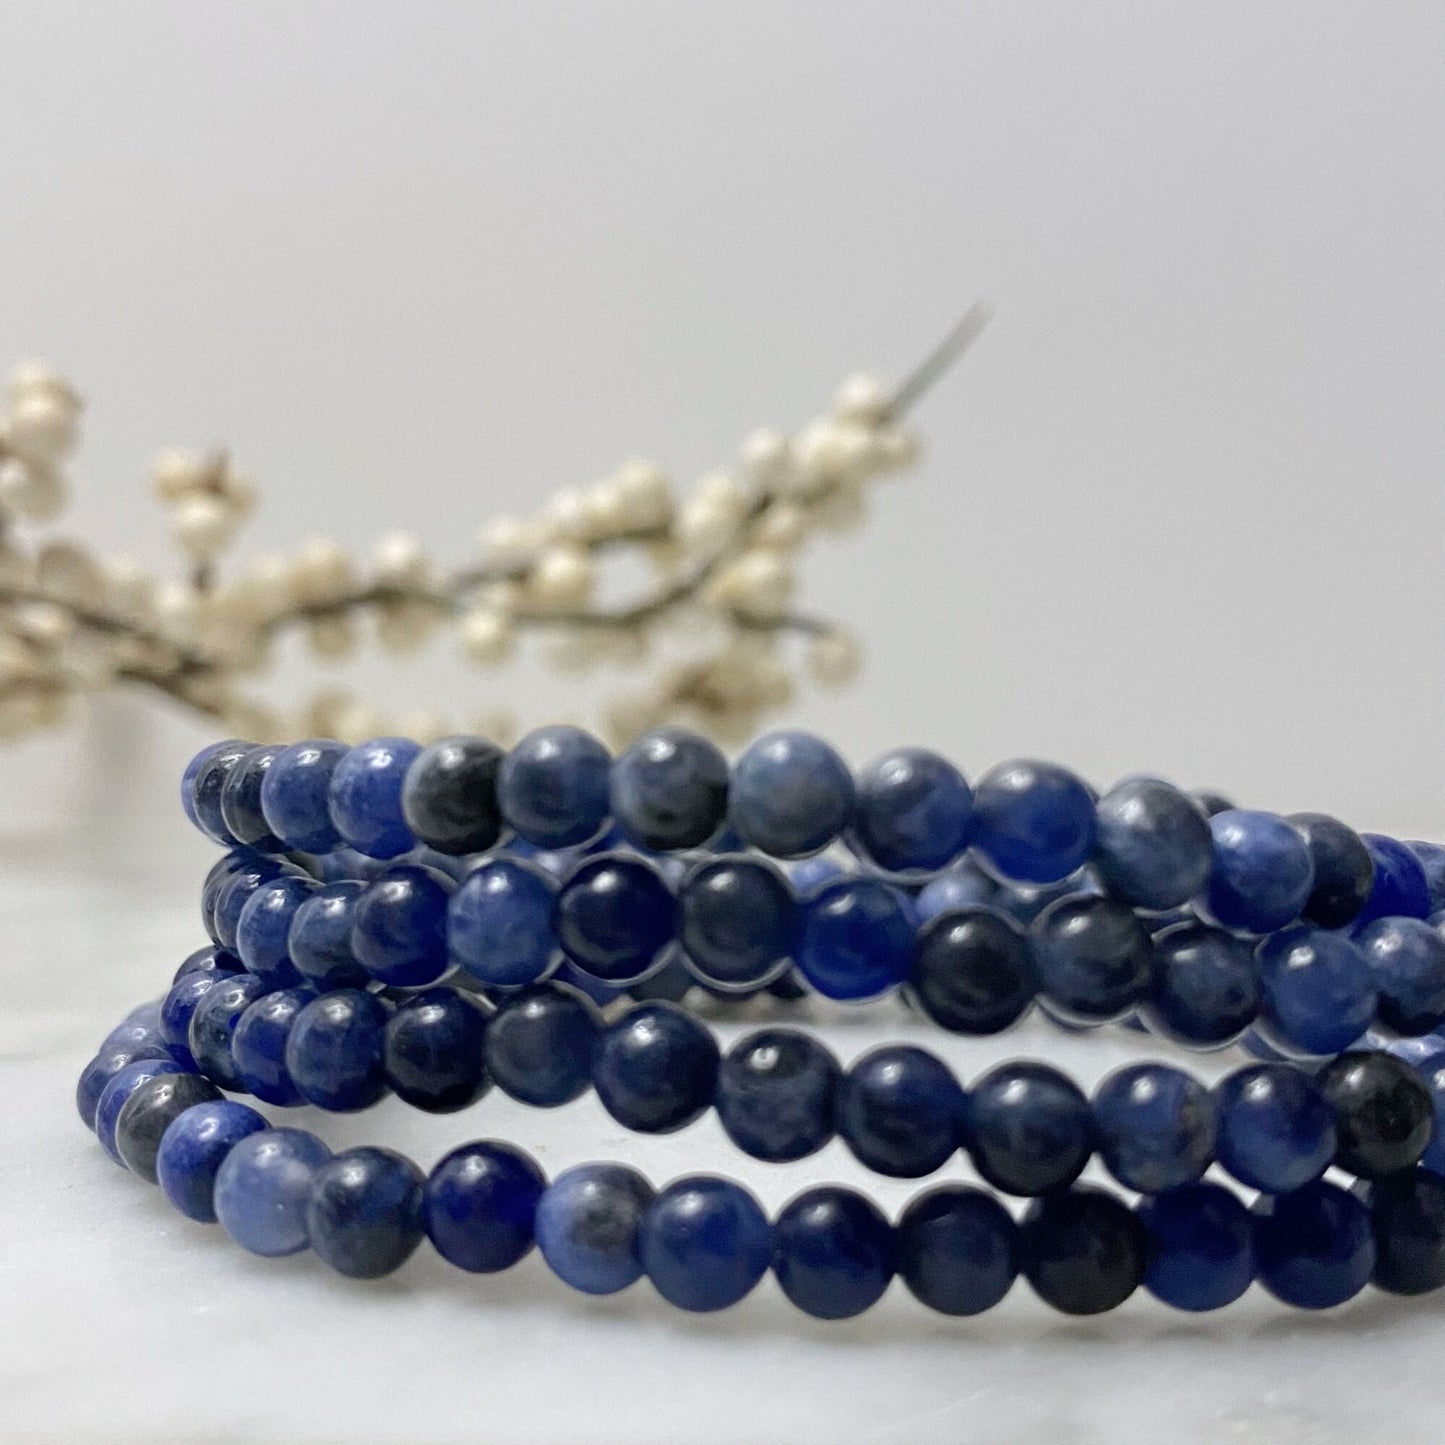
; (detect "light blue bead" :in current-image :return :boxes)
[328,737,422,859]
[235,875,318,991]
[1092,777,1212,911]
[448,857,559,987]
[850,747,973,876]
[970,759,1097,884]
[1203,810,1314,933]
[535,1163,655,1295]
[213,1128,332,1256]
[156,1100,268,1222]
[260,739,346,854]
[729,730,855,860]
[1214,1063,1336,1193]
[797,877,915,1000]
[497,725,612,848]
[1092,1063,1215,1194]
[1256,925,1377,1056]
[1355,916,1445,1036]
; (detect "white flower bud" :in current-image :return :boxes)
[375,601,438,654]
[459,606,513,666]
[583,479,628,539]
[307,614,358,659]
[173,494,239,559]
[152,449,209,503]
[6,390,80,464]
[480,514,537,563]
[154,580,199,640]
[790,419,872,496]
[37,541,106,608]
[6,361,80,410]
[372,530,430,588]
[0,457,65,521]
[811,481,867,536]
[739,429,791,489]
[807,629,862,688]
[832,372,891,424]
[0,536,35,589]
[293,538,355,604]
[707,549,794,620]
[527,544,592,611]
[752,502,807,552]
[871,427,919,472]
[104,558,157,623]
[610,461,673,530]
[543,487,593,543]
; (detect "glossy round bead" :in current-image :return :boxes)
[1019,1187,1146,1315]
[187,739,252,845]
[610,726,729,852]
[715,1029,839,1163]
[965,1062,1093,1196]
[424,1140,546,1273]
[1253,1181,1374,1309]
[94,1058,186,1164]
[76,1042,173,1131]
[796,878,914,1001]
[1029,894,1153,1024]
[212,856,293,952]
[897,1185,1018,1316]
[1092,1063,1216,1194]
[400,735,504,855]
[160,972,226,1070]
[219,744,285,851]
[235,874,318,991]
[285,989,390,1111]
[1092,776,1212,911]
[1256,925,1376,1056]
[1370,1169,1445,1295]
[554,854,675,985]
[909,908,1037,1035]
[535,1163,655,1295]
[485,984,600,1107]
[1355,916,1445,1036]
[640,1176,772,1312]
[497,725,611,848]
[287,881,369,990]
[1408,840,1445,914]
[155,1100,267,1222]
[1288,813,1375,928]
[448,856,558,988]
[1137,1182,1255,1311]
[214,1127,332,1257]
[1214,1063,1336,1193]
[676,855,796,992]
[231,987,313,1106]
[1358,834,1432,924]
[115,1071,222,1181]
[306,1146,426,1279]
[328,736,422,859]
[970,759,1097,885]
[914,862,1002,921]
[728,730,855,860]
[201,855,248,943]
[1204,810,1314,933]
[771,1186,896,1320]
[849,747,973,875]
[1317,1051,1432,1178]
[352,863,452,987]
[173,943,243,984]
[188,973,268,1090]
[1143,923,1259,1048]
[383,987,491,1113]
[837,1045,962,1178]
[592,1002,719,1133]
[260,738,346,854]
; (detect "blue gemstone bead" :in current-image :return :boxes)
[115,1071,224,1180]
[155,1100,268,1222]
[772,1186,896,1320]
[424,1140,546,1273]
[212,856,294,952]
[186,739,251,844]
[173,943,243,984]
[328,737,422,859]
[1257,925,1377,1056]
[76,1043,172,1130]
[236,874,318,991]
[914,862,1002,921]
[497,725,611,848]
[797,878,914,1001]
[850,747,972,876]
[1143,922,1259,1047]
[965,1062,1093,1196]
[592,1002,719,1133]
[554,853,674,985]
[485,984,600,1106]
[1214,1062,1336,1192]
[447,856,558,988]
[1203,810,1314,933]
[1370,1169,1445,1296]
[219,744,285,851]
[1019,1186,1146,1315]
[306,1146,425,1278]
[715,1028,839,1162]
[188,973,268,1090]
[1356,916,1445,1035]
[93,1058,186,1164]
[285,989,390,1111]
[677,855,797,992]
[1408,841,1445,914]
[1253,1181,1374,1309]
[610,726,729,851]
[971,759,1097,884]
[1138,1182,1254,1311]
[160,973,226,1070]
[287,881,369,990]
[909,907,1037,1034]
[1029,894,1153,1024]
[1358,834,1432,924]
[1419,1062,1445,1177]
[641,1176,772,1312]
[400,735,504,855]
[837,1045,962,1178]
[352,863,453,987]
[728,730,855,860]
[383,987,491,1113]
[535,1163,655,1295]
[201,854,250,944]
[260,739,346,853]
[182,739,243,834]
[787,854,845,897]
[896,1185,1018,1316]
[1092,1063,1215,1193]
[214,1127,332,1257]
[1092,777,1212,911]
[1318,1050,1432,1177]
[1288,813,1375,928]
[232,987,314,1106]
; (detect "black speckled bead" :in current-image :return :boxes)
[400,736,504,855]
[592,1002,719,1134]
[1019,1186,1146,1315]
[114,1071,223,1181]
[305,1146,426,1279]
[715,1028,839,1162]
[1288,813,1375,929]
[610,726,729,851]
[219,744,285,851]
[1370,1169,1445,1296]
[909,908,1037,1034]
[383,987,492,1113]
[485,984,601,1107]
[837,1045,963,1178]
[1317,1051,1432,1178]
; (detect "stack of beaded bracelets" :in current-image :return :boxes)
[76,725,1445,1319]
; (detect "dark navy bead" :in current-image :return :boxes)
[728,730,855,859]
[383,987,491,1113]
[214,1127,332,1256]
[1253,1181,1374,1309]
[1144,922,1259,1047]
[235,874,318,991]
[909,908,1036,1034]
[1420,1061,1445,1177]
[114,1071,222,1180]
[497,725,611,848]
[288,881,369,990]
[423,1140,546,1272]
[677,855,796,992]
[771,1186,896,1319]
[554,853,674,985]
[1317,1051,1432,1178]
[641,1176,772,1312]
[897,1185,1018,1316]
[155,1100,267,1222]
[797,877,914,1000]
[201,854,250,943]
[715,1028,839,1162]
[94,1058,186,1164]
[400,734,503,855]
[449,856,558,988]
[306,1146,425,1279]
[261,738,346,853]
[285,989,390,1111]
[592,1002,719,1133]
[1408,840,1445,914]
[188,739,252,845]
[1138,1182,1254,1311]
[535,1163,655,1295]
[1257,925,1376,1056]
[837,1045,962,1178]
[849,747,973,876]
[1029,894,1153,1024]
[212,855,294,952]
[1092,1063,1215,1194]
[1214,1063,1336,1193]
[188,972,268,1090]
[971,758,1097,885]
[1370,1169,1445,1295]
[219,744,285,851]
[1288,813,1375,928]
[1204,810,1314,933]
[1356,916,1445,1035]
[485,984,600,1107]
[182,738,243,834]
[76,1043,172,1131]
[610,726,729,851]
[1358,834,1432,924]
[232,987,314,1106]
[160,972,226,1070]
[173,943,243,984]
[1019,1186,1146,1315]
[1092,777,1211,911]
[1191,789,1234,817]
[328,736,422,859]
[352,863,452,987]
[965,1062,1092,1196]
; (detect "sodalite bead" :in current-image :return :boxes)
[288,882,368,990]
[897,1185,1018,1316]
[1288,813,1375,928]
[261,739,347,854]
[715,1028,840,1162]
[77,1042,173,1131]
[970,759,1097,885]
[173,943,243,984]
[1029,894,1153,1024]
[236,875,318,991]
[400,735,503,855]
[1192,790,1234,817]
[212,856,294,952]
[592,1002,719,1133]
[1019,1187,1146,1315]
[1407,840,1445,914]
[201,855,249,944]
[115,1071,222,1180]
[964,1062,1092,1196]
[909,908,1036,1035]
[849,747,973,876]
[155,1100,267,1222]
[352,863,453,987]
[610,726,729,851]
[1317,1051,1432,1178]
[1257,925,1377,1056]
[1253,1181,1374,1309]
[328,737,422,859]
[772,1186,896,1320]
[1203,810,1314,933]
[485,984,600,1106]
[1138,1182,1255,1311]
[641,1176,772,1312]
[214,1128,333,1257]
[424,1141,546,1273]
[677,855,797,992]
[728,730,855,860]
[1214,1063,1336,1193]
[1092,1064,1215,1194]
[1092,777,1212,911]
[383,987,491,1113]
[914,861,1002,921]
[1355,917,1445,1035]
[285,989,390,1111]
[1143,923,1259,1048]
[232,987,314,1106]
[219,744,285,851]
[797,878,914,1000]
[449,857,558,988]
[160,973,225,1069]
[187,739,252,845]
[838,1045,962,1178]
[497,725,611,848]
[555,854,675,985]
[182,739,243,834]
[1370,1170,1445,1296]
[535,1163,656,1295]
[1358,834,1432,924]
[94,1058,185,1164]
[306,1146,426,1279]
[188,973,268,1090]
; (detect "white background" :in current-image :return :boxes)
[1,4,1443,1443]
